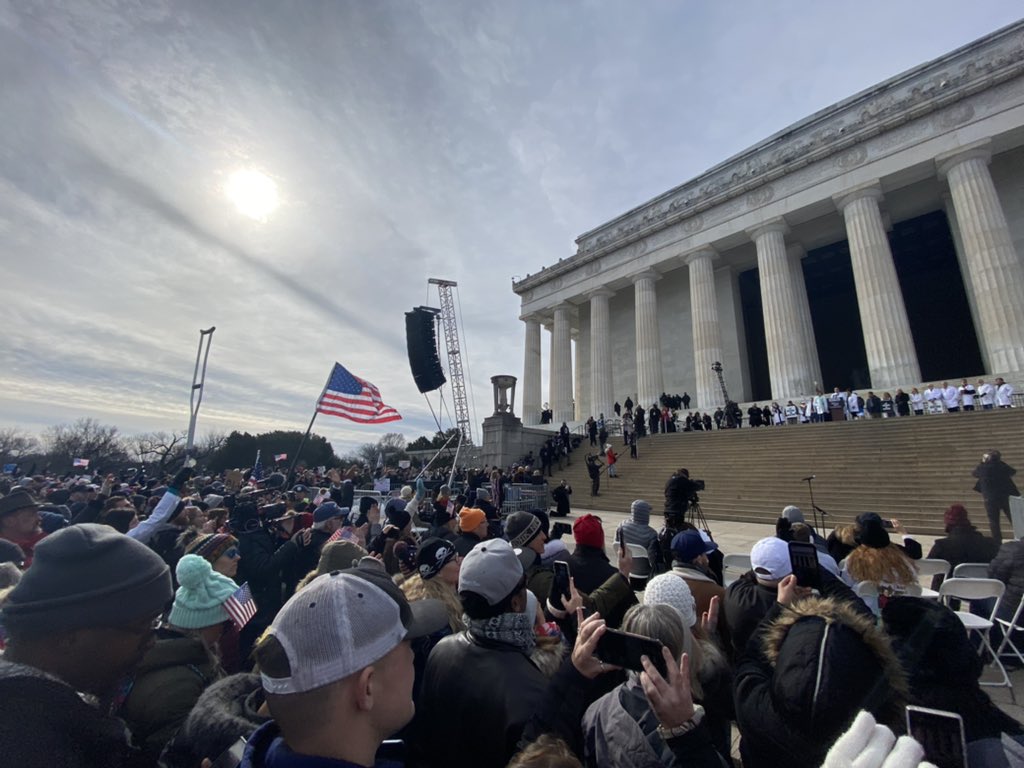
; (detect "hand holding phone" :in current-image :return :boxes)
[596,627,668,678]
[906,705,967,768]
[788,541,822,591]
[550,561,572,609]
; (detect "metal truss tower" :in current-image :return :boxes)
[428,278,473,445]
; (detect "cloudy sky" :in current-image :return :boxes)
[1,1,1020,454]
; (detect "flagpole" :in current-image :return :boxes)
[287,368,333,484]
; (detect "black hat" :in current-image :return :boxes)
[0,538,25,567]
[416,538,457,581]
[2,523,173,634]
[385,503,411,531]
[855,514,890,549]
[505,511,542,548]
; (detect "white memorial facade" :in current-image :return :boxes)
[512,22,1024,426]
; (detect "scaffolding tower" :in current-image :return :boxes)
[428,278,473,445]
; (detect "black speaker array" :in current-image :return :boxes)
[405,308,447,393]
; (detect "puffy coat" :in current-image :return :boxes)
[582,676,727,768]
[415,631,549,768]
[927,526,999,587]
[989,540,1024,622]
[734,596,906,768]
[120,630,222,761]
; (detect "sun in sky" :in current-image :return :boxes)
[224,168,280,221]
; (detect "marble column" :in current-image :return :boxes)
[633,270,663,408]
[938,140,1024,373]
[551,304,574,424]
[572,332,581,421]
[588,289,615,420]
[684,248,723,409]
[522,316,542,425]
[787,244,823,390]
[747,219,816,399]
[833,183,921,388]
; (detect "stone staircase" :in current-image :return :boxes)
[555,409,1024,536]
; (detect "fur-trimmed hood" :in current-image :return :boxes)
[760,596,907,735]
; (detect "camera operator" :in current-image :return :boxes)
[230,495,307,657]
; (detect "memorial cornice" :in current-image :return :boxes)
[512,20,1024,297]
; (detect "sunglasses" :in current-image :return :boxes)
[224,547,240,559]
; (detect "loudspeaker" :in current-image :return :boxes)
[405,308,447,393]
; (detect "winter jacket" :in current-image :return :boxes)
[672,564,729,643]
[927,527,999,587]
[615,520,663,572]
[568,546,618,594]
[160,673,269,768]
[121,630,223,761]
[240,720,401,768]
[0,658,144,768]
[415,631,550,768]
[734,596,905,768]
[973,459,1020,500]
[989,540,1024,622]
[582,676,727,768]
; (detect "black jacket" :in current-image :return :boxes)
[927,527,999,575]
[989,540,1024,622]
[452,531,485,557]
[973,459,1020,500]
[415,631,550,768]
[551,485,572,516]
[567,546,617,595]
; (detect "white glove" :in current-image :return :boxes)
[823,711,938,768]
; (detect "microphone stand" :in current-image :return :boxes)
[803,475,828,536]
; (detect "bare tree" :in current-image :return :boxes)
[42,418,129,471]
[130,431,187,472]
[0,428,39,463]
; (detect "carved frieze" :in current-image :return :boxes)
[745,185,775,208]
[835,146,868,170]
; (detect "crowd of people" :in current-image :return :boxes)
[1,457,1023,767]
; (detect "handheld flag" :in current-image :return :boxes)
[224,583,257,629]
[72,458,90,468]
[274,453,288,462]
[317,363,401,424]
[252,451,263,483]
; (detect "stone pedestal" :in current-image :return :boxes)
[747,219,816,399]
[522,317,542,425]
[834,182,921,388]
[481,415,552,471]
[685,248,723,410]
[633,270,663,408]
[938,140,1024,373]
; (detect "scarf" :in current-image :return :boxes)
[467,611,536,654]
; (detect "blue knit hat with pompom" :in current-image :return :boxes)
[168,554,237,629]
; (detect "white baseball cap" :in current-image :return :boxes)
[750,537,793,582]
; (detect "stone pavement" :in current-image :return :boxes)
[563,503,1024,721]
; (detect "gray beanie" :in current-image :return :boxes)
[2,523,172,635]
[782,505,805,524]
[505,511,542,548]
[631,499,653,527]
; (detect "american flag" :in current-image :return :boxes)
[317,363,401,424]
[72,458,90,468]
[224,583,257,629]
[251,451,263,483]
[274,453,287,462]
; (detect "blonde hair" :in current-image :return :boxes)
[845,544,918,588]
[401,573,465,634]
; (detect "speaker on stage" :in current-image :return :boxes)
[405,308,446,393]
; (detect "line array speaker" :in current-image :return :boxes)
[405,308,447,393]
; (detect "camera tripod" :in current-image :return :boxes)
[685,497,711,534]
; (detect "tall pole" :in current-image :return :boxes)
[186,327,216,464]
[286,370,332,483]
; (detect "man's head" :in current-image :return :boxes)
[505,511,546,555]
[312,502,346,534]
[255,566,446,758]
[458,539,527,620]
[0,490,41,540]
[1,524,172,695]
[670,529,717,567]
[630,499,653,527]
[572,514,605,551]
[781,505,805,525]
[996,377,1005,386]
[750,536,792,585]
[458,507,488,539]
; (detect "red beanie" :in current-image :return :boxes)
[573,514,604,549]
[944,504,970,529]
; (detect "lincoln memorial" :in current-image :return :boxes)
[512,20,1024,426]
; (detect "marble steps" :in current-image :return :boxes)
[557,409,1024,535]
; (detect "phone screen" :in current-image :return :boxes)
[550,561,571,607]
[596,628,668,678]
[882,519,895,529]
[906,706,967,768]
[788,541,822,590]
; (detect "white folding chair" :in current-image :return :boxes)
[939,577,1010,689]
[952,563,991,579]
[854,580,880,616]
[916,558,951,581]
[723,553,752,587]
[995,596,1024,668]
[625,543,652,589]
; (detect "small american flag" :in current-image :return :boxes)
[72,458,90,468]
[224,583,257,629]
[251,451,263,483]
[317,363,401,424]
[274,453,287,462]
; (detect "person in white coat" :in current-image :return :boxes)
[923,384,943,414]
[909,387,924,416]
[996,377,1014,408]
[959,378,977,411]
[942,381,960,413]
[977,379,995,410]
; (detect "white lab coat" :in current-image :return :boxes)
[943,386,960,409]
[959,384,976,407]
[978,383,995,407]
[910,392,924,412]
[997,382,1014,407]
